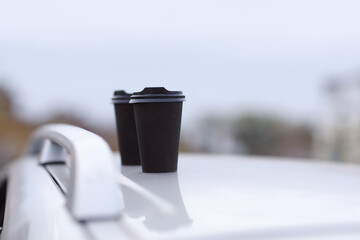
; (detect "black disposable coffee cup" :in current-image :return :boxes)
[112,90,141,165]
[130,87,185,173]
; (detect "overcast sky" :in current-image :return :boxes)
[1,0,360,128]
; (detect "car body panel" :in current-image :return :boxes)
[119,154,360,240]
[1,153,360,240]
[0,157,89,240]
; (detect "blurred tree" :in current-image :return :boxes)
[232,114,313,158]
[0,82,119,164]
[0,83,34,164]
[233,115,285,155]
[0,87,12,114]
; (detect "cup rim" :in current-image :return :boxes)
[130,87,185,104]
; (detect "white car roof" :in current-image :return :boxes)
[115,153,360,240]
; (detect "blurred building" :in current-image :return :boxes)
[184,116,240,154]
[314,77,360,163]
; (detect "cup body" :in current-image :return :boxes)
[130,87,185,173]
[133,102,183,172]
[113,91,141,165]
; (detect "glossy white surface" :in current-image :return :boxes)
[1,151,360,240]
[26,124,122,220]
[0,157,89,240]
[118,153,360,240]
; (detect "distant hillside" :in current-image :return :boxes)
[0,85,35,163]
[0,85,118,164]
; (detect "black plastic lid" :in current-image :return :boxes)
[112,90,132,104]
[130,87,185,104]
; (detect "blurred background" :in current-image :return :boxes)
[1,0,360,164]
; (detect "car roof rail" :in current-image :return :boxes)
[25,124,122,221]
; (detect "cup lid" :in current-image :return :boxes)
[112,90,132,104]
[130,87,185,104]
